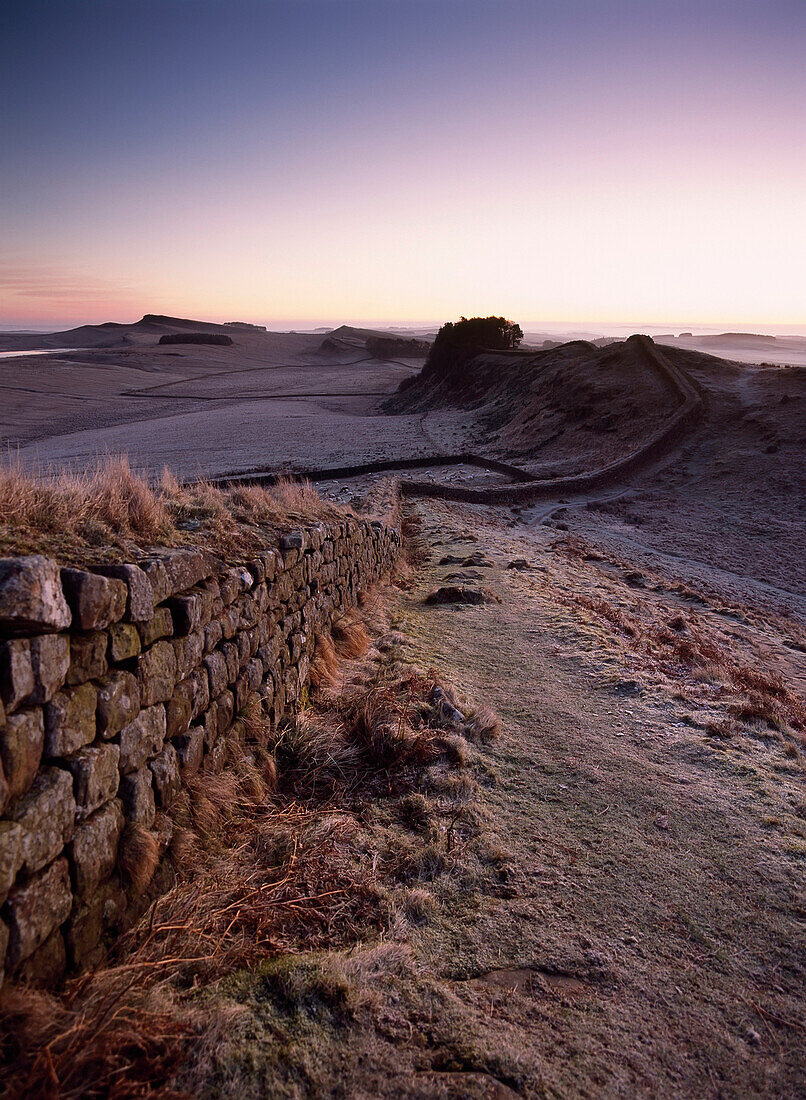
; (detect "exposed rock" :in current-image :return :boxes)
[8,766,75,874]
[44,682,97,756]
[92,563,155,621]
[60,568,127,630]
[117,704,166,773]
[69,800,124,895]
[0,556,71,634]
[167,594,204,634]
[4,857,72,969]
[1,707,44,800]
[66,631,108,686]
[66,742,120,818]
[425,586,485,605]
[29,633,71,702]
[96,670,140,738]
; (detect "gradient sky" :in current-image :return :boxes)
[1,0,804,330]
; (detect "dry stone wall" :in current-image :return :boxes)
[0,517,400,987]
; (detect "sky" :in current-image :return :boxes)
[1,0,804,332]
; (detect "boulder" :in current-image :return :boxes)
[8,766,75,874]
[4,857,73,970]
[60,568,127,630]
[0,556,71,633]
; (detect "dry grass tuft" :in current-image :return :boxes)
[331,610,370,659]
[118,821,161,894]
[0,457,351,562]
[309,632,341,693]
[400,888,438,926]
[464,705,502,744]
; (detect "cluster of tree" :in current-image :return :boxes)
[431,316,523,354]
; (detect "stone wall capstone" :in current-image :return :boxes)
[0,515,400,986]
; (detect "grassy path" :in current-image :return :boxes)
[391,501,806,1098]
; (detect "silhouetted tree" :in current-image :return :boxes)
[431,315,523,354]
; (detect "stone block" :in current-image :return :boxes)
[60,568,127,630]
[186,666,210,720]
[204,737,228,775]
[236,630,251,670]
[117,704,166,773]
[9,766,75,874]
[28,632,70,704]
[219,568,243,605]
[236,595,260,630]
[257,549,279,583]
[0,820,24,905]
[0,555,71,634]
[220,606,239,638]
[109,622,142,662]
[44,682,97,757]
[4,858,72,969]
[66,631,108,686]
[0,918,7,986]
[245,657,263,694]
[173,725,204,776]
[149,744,181,808]
[221,641,239,684]
[66,742,120,818]
[167,593,203,634]
[135,641,177,706]
[17,927,66,987]
[172,630,204,680]
[233,674,249,712]
[0,638,34,712]
[143,549,215,601]
[96,670,140,738]
[204,651,228,698]
[204,618,223,654]
[166,678,194,737]
[69,800,124,895]
[213,689,234,737]
[247,557,266,584]
[92,563,155,621]
[119,767,155,825]
[139,557,170,604]
[65,876,126,970]
[136,605,174,647]
[1,707,44,800]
